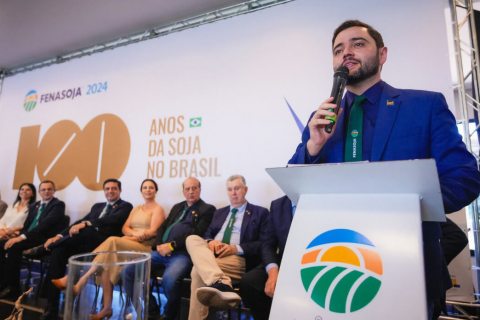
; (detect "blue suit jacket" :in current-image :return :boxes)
[204,202,269,271]
[21,197,66,243]
[288,82,480,300]
[61,199,133,238]
[261,195,292,267]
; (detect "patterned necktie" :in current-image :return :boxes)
[28,203,46,231]
[162,206,189,243]
[345,95,367,162]
[222,208,238,244]
[99,203,113,219]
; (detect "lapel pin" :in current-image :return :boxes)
[247,210,251,215]
[386,100,394,106]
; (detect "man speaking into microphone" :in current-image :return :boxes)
[288,20,480,319]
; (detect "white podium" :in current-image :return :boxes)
[266,159,445,320]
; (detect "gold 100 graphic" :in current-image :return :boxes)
[13,114,130,191]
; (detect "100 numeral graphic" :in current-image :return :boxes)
[13,114,130,191]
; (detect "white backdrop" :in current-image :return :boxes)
[0,0,453,220]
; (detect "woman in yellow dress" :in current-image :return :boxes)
[53,179,165,319]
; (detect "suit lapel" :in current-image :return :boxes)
[97,202,107,218]
[371,84,401,161]
[215,207,230,234]
[39,198,55,222]
[26,202,40,228]
[240,203,252,243]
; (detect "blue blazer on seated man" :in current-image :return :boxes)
[185,175,269,320]
[203,201,269,272]
[0,181,65,300]
[41,179,132,320]
[59,199,132,239]
[240,195,293,320]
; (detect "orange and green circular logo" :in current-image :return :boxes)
[351,130,359,138]
[300,229,382,313]
[24,90,38,112]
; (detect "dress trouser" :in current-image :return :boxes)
[45,227,108,309]
[240,265,271,320]
[0,238,42,289]
[186,235,245,320]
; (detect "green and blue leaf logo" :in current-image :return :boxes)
[24,90,38,112]
[190,117,202,128]
[300,229,382,313]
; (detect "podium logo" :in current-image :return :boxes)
[13,114,130,191]
[24,90,38,112]
[300,229,382,314]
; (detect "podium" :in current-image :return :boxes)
[266,159,445,320]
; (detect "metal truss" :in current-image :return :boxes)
[1,0,293,77]
[449,0,480,303]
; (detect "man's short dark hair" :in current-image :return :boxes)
[332,20,384,50]
[39,180,56,190]
[103,179,121,190]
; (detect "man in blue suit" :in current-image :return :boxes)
[185,175,269,320]
[289,20,480,319]
[0,180,65,300]
[40,179,133,320]
[240,195,292,320]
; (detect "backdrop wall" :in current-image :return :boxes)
[0,0,453,220]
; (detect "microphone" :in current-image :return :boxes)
[325,66,349,133]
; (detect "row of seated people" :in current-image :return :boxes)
[0,176,289,320]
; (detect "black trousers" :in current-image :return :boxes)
[239,265,272,320]
[0,238,43,289]
[44,227,108,309]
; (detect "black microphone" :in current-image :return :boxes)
[325,66,349,133]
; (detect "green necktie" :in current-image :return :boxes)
[99,203,113,219]
[345,95,367,162]
[162,206,189,243]
[28,203,46,231]
[222,208,238,245]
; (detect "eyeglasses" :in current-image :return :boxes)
[184,186,199,192]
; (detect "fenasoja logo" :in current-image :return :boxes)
[300,229,383,314]
[24,90,38,112]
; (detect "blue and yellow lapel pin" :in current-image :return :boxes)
[386,100,395,106]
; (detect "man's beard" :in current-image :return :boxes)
[347,53,380,86]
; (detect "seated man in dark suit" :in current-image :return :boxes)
[40,178,133,320]
[240,195,293,320]
[185,175,269,320]
[0,180,65,300]
[122,177,215,320]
